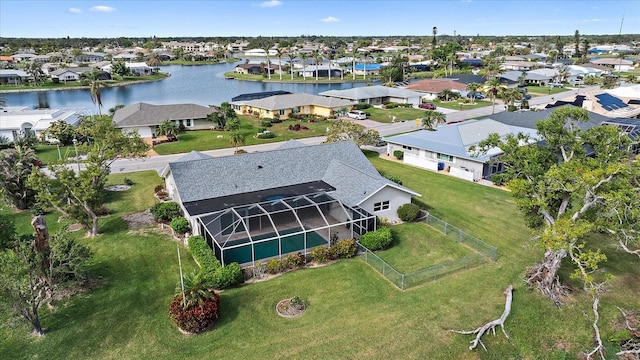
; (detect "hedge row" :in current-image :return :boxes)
[310,238,358,262]
[187,235,242,289]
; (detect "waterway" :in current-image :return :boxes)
[1,62,372,113]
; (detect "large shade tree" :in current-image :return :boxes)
[325,120,380,146]
[206,102,236,129]
[0,145,39,210]
[28,116,148,237]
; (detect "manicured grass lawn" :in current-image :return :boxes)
[432,99,493,110]
[153,117,329,155]
[365,107,429,123]
[526,85,570,95]
[375,222,475,273]
[1,151,638,359]
[35,144,80,165]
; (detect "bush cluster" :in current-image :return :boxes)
[170,217,190,234]
[310,239,358,262]
[393,150,404,160]
[359,227,393,250]
[261,120,272,127]
[150,201,181,222]
[353,103,372,110]
[384,102,413,109]
[187,236,243,289]
[397,203,420,222]
[385,174,403,185]
[168,292,220,334]
[256,132,275,139]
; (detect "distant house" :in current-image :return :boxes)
[384,119,538,181]
[402,79,467,100]
[229,93,353,119]
[49,68,82,82]
[0,69,32,85]
[124,62,153,75]
[72,52,106,63]
[244,49,267,57]
[161,140,420,266]
[235,63,263,75]
[499,70,553,86]
[590,58,635,72]
[352,63,382,76]
[11,53,37,62]
[112,103,217,138]
[298,65,343,78]
[0,106,82,143]
[320,85,423,107]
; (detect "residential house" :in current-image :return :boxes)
[49,68,82,82]
[384,119,538,181]
[0,106,82,142]
[11,53,37,62]
[227,41,250,53]
[590,58,635,72]
[320,86,423,107]
[298,65,343,78]
[229,93,353,119]
[0,69,32,85]
[499,70,553,86]
[112,102,217,138]
[352,63,382,76]
[244,49,268,57]
[235,63,277,75]
[161,140,420,266]
[402,79,467,100]
[72,52,106,63]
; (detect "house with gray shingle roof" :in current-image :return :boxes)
[230,93,354,119]
[112,102,217,138]
[319,85,423,107]
[162,140,420,266]
[384,119,537,181]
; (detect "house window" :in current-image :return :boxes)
[402,145,413,150]
[185,119,192,127]
[437,153,454,162]
[278,109,285,116]
[374,201,390,212]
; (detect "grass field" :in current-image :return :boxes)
[376,223,475,273]
[1,153,638,359]
[153,116,329,155]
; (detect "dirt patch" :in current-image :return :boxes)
[276,298,306,318]
[68,223,83,232]
[105,184,131,192]
[122,209,155,229]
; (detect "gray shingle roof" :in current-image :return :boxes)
[319,85,423,100]
[385,120,537,162]
[167,141,417,209]
[487,105,612,130]
[175,150,213,162]
[112,102,216,127]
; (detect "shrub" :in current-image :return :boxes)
[282,253,305,269]
[124,177,134,186]
[507,105,518,112]
[265,258,281,274]
[188,236,221,269]
[353,103,371,110]
[154,185,165,193]
[397,203,420,222]
[393,150,404,160]
[385,174,403,185]
[168,292,220,333]
[310,246,331,263]
[330,239,358,259]
[150,201,181,222]
[261,120,272,127]
[256,132,275,139]
[170,217,190,234]
[359,227,393,250]
[210,263,243,289]
[491,173,507,186]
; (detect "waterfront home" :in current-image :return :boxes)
[229,92,353,119]
[0,106,82,142]
[320,85,423,107]
[0,69,32,85]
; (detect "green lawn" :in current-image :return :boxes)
[1,152,638,359]
[153,116,329,155]
[375,222,475,273]
[432,99,493,110]
[365,107,429,123]
[526,85,570,95]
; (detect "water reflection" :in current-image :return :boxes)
[2,62,372,113]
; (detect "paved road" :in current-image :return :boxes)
[109,86,599,175]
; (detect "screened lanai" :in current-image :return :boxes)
[197,192,376,267]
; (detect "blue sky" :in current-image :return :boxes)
[1,0,639,38]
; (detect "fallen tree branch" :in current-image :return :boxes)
[586,297,605,360]
[449,285,513,351]
[615,307,640,359]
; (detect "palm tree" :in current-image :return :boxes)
[229,131,245,153]
[516,71,527,87]
[0,145,39,210]
[286,51,296,80]
[432,26,438,48]
[146,52,162,67]
[481,77,506,114]
[265,49,271,80]
[300,53,308,81]
[311,49,321,81]
[176,271,215,309]
[155,119,180,139]
[85,69,108,115]
[326,51,334,82]
[275,48,283,81]
[466,82,481,104]
[421,110,446,130]
[351,47,358,81]
[558,66,569,83]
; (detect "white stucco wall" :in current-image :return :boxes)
[359,186,413,222]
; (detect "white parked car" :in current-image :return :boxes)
[347,110,367,120]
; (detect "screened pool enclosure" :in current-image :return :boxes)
[197,192,376,266]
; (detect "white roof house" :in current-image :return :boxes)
[0,107,82,142]
[320,85,424,106]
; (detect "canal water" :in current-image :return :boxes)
[2,62,371,113]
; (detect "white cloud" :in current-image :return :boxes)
[321,16,339,23]
[67,7,82,14]
[258,0,282,7]
[90,5,116,12]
